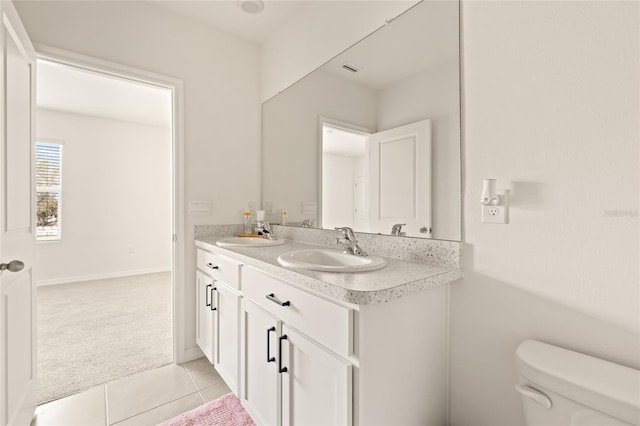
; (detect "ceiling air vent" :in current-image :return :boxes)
[341,63,361,73]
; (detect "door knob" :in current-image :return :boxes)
[0,260,24,272]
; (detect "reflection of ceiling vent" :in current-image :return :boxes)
[341,63,361,73]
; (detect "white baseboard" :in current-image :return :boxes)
[37,266,171,287]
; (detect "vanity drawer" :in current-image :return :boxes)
[242,266,352,357]
[197,249,241,290]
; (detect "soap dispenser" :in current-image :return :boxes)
[243,210,252,234]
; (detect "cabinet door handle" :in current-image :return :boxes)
[266,293,291,307]
[205,284,212,307]
[266,327,276,363]
[206,263,219,270]
[278,334,288,373]
[210,286,217,311]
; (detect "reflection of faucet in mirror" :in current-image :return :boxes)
[391,223,407,236]
[335,227,367,256]
[301,219,315,228]
[255,220,276,240]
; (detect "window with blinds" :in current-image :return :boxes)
[36,142,62,241]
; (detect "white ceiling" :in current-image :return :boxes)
[146,0,307,45]
[37,60,172,128]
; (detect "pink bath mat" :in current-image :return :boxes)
[157,393,255,426]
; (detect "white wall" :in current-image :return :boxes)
[452,2,639,425]
[322,154,356,229]
[261,1,640,425]
[36,108,171,284]
[377,59,461,240]
[260,0,418,101]
[15,0,262,358]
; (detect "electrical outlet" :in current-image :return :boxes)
[482,205,505,223]
[482,191,508,224]
[247,201,257,213]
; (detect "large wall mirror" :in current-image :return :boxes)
[262,0,461,241]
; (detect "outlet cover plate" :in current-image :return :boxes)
[482,192,508,224]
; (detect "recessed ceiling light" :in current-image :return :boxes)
[237,0,264,14]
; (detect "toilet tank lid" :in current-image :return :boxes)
[516,340,640,425]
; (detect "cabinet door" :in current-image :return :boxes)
[196,270,215,363]
[213,282,241,394]
[281,326,352,426]
[240,299,281,426]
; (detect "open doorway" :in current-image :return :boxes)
[34,58,174,405]
[321,122,371,232]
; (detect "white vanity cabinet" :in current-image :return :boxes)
[240,300,280,425]
[240,267,352,426]
[195,240,451,426]
[239,264,448,426]
[280,325,352,426]
[195,270,215,363]
[196,248,242,394]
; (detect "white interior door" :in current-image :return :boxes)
[0,1,38,425]
[369,120,431,237]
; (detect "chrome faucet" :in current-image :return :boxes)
[255,220,276,240]
[301,219,315,228]
[335,227,367,256]
[391,223,407,236]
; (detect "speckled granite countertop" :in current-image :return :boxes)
[195,237,462,305]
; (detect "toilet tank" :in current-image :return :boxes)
[515,340,640,426]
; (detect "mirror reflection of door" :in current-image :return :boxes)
[322,119,431,237]
[370,119,431,238]
[321,123,370,231]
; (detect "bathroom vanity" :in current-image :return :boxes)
[194,231,461,426]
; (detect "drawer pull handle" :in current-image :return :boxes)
[266,327,276,363]
[206,263,219,270]
[278,334,288,373]
[266,293,291,307]
[210,286,217,311]
[205,284,212,307]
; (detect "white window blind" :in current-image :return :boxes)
[36,142,62,241]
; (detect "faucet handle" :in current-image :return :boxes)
[335,227,355,240]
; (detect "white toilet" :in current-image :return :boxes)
[515,340,640,426]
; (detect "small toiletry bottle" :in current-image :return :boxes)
[281,210,287,225]
[243,211,252,234]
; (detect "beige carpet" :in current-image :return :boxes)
[37,272,173,405]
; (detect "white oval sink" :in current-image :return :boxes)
[277,249,386,272]
[216,237,286,248]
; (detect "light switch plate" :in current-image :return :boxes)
[188,200,212,215]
